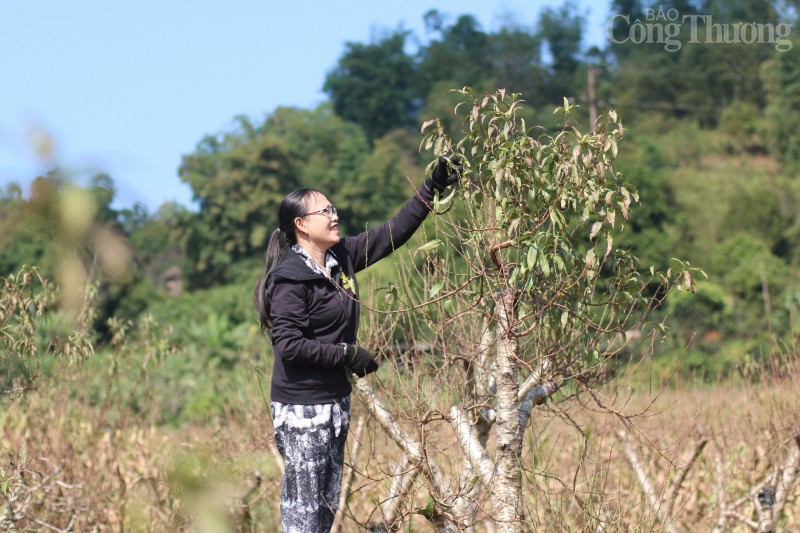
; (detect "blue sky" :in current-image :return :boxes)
[0,1,611,211]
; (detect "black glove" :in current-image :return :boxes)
[428,156,463,192]
[342,344,379,377]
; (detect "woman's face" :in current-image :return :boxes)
[295,192,340,248]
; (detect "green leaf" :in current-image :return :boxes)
[605,232,613,257]
[416,239,442,255]
[434,136,443,156]
[527,246,538,270]
[553,254,565,272]
[607,209,616,227]
[443,299,453,313]
[539,255,551,277]
[433,187,457,212]
[590,221,602,240]
[429,282,443,298]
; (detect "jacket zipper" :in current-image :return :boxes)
[324,272,350,320]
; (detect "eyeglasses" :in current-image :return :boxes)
[302,205,338,218]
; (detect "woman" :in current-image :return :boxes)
[254,157,462,533]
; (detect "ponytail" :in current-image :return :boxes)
[254,228,288,331]
[254,188,321,331]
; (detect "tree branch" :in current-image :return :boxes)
[354,378,471,527]
[517,358,550,403]
[616,430,678,533]
[450,406,496,490]
[664,437,708,518]
[711,445,728,533]
[713,430,800,533]
[769,430,800,527]
[477,317,497,421]
[518,382,560,434]
[722,509,759,531]
[489,240,513,270]
[332,415,367,533]
[377,454,419,532]
[354,378,423,462]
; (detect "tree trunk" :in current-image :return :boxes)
[491,290,523,532]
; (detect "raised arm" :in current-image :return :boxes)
[341,157,462,273]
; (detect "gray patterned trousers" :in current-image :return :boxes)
[270,396,351,533]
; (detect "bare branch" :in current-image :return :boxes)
[717,430,800,533]
[475,316,497,425]
[616,430,678,533]
[711,445,728,533]
[769,430,800,526]
[18,514,69,533]
[378,454,419,531]
[722,509,759,531]
[450,406,496,489]
[353,378,471,527]
[730,478,771,510]
[664,437,708,518]
[489,240,513,270]
[517,358,550,403]
[518,382,560,434]
[354,378,422,462]
[332,415,367,533]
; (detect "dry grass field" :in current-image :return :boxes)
[2,344,799,532]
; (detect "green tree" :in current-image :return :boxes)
[0,181,55,277]
[613,136,681,270]
[719,101,768,153]
[261,104,373,234]
[179,118,301,287]
[358,91,697,531]
[709,233,791,333]
[608,0,779,127]
[666,281,732,341]
[122,201,188,282]
[416,13,494,99]
[762,41,800,175]
[721,185,791,256]
[344,128,423,231]
[87,173,118,225]
[323,30,418,142]
[489,25,547,107]
[607,0,646,61]
[538,1,585,104]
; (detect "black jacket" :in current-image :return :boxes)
[266,183,436,404]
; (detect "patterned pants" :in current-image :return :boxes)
[270,396,351,533]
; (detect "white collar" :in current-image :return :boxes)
[291,244,339,277]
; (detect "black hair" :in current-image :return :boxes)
[254,188,320,330]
